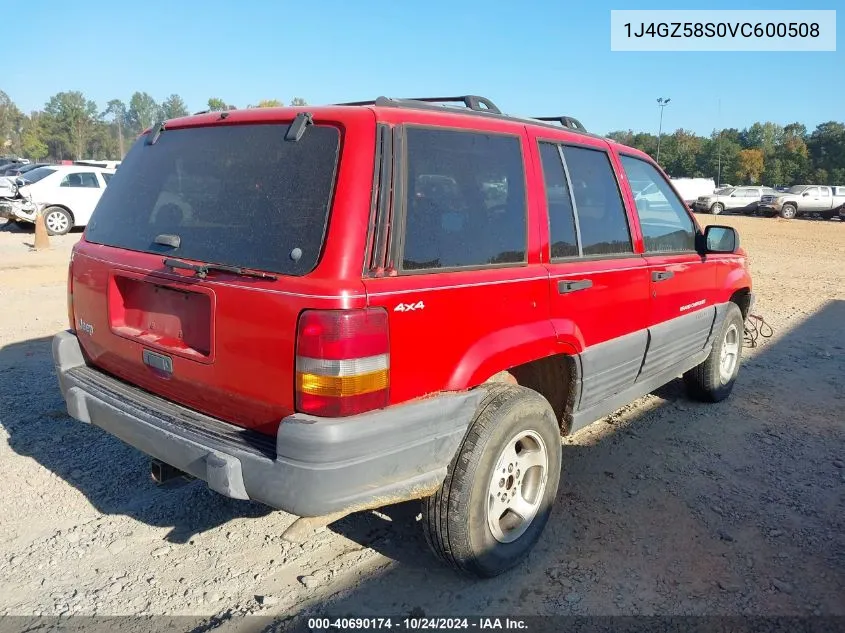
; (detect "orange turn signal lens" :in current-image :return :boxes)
[296,368,389,398]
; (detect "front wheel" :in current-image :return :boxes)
[422,385,561,578]
[710,202,724,215]
[43,206,73,235]
[779,204,797,219]
[684,303,744,402]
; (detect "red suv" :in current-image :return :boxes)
[53,95,753,577]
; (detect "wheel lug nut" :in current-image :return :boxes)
[508,465,513,473]
[499,478,505,488]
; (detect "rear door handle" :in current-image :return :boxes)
[558,279,593,294]
[652,270,674,282]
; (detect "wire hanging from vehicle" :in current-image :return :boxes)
[744,314,773,348]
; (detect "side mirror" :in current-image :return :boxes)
[14,177,24,187]
[730,193,737,197]
[802,192,810,197]
[702,225,738,254]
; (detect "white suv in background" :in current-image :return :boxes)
[694,186,778,215]
[0,165,115,235]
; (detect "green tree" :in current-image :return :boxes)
[102,99,127,158]
[161,94,189,120]
[20,117,48,160]
[761,158,785,187]
[255,99,283,108]
[44,91,98,159]
[661,129,703,177]
[743,122,783,156]
[289,97,307,106]
[807,122,845,180]
[774,123,810,185]
[0,90,22,150]
[207,97,228,111]
[86,121,119,159]
[126,92,161,135]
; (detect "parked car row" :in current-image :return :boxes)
[690,183,845,220]
[0,164,116,234]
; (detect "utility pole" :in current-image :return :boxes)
[716,98,722,188]
[656,97,671,166]
[117,115,125,159]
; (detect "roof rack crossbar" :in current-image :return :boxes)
[337,95,501,114]
[533,116,587,133]
[334,98,603,140]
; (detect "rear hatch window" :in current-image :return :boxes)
[85,123,340,276]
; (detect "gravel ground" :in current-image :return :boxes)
[0,215,843,627]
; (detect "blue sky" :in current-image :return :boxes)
[8,0,843,136]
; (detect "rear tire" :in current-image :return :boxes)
[684,303,744,403]
[422,385,561,578]
[44,206,73,235]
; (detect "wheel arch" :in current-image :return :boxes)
[446,321,582,392]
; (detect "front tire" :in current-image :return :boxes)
[43,206,73,235]
[422,385,561,578]
[779,203,797,219]
[684,303,744,403]
[711,202,724,215]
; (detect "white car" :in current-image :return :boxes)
[0,165,115,235]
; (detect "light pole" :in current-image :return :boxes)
[656,97,671,166]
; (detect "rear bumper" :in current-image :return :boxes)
[52,331,481,517]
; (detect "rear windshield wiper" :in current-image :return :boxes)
[163,257,277,281]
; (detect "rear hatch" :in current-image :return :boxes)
[69,116,359,435]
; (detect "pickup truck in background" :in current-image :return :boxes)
[759,185,845,219]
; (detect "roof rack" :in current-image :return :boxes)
[532,116,587,133]
[337,95,501,115]
[335,96,603,141]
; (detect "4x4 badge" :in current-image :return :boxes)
[394,301,425,312]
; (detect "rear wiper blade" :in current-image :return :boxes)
[163,257,277,281]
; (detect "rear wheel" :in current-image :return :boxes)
[422,385,561,578]
[684,303,744,402]
[43,206,73,235]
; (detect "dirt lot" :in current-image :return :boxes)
[0,216,843,626]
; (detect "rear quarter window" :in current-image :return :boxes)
[84,123,341,276]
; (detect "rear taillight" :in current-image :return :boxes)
[295,308,389,417]
[67,252,75,332]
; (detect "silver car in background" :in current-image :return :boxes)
[694,186,779,215]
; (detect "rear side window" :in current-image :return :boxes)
[620,155,695,253]
[102,173,113,184]
[60,172,100,188]
[538,142,578,258]
[561,146,632,256]
[85,124,340,276]
[401,127,527,271]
